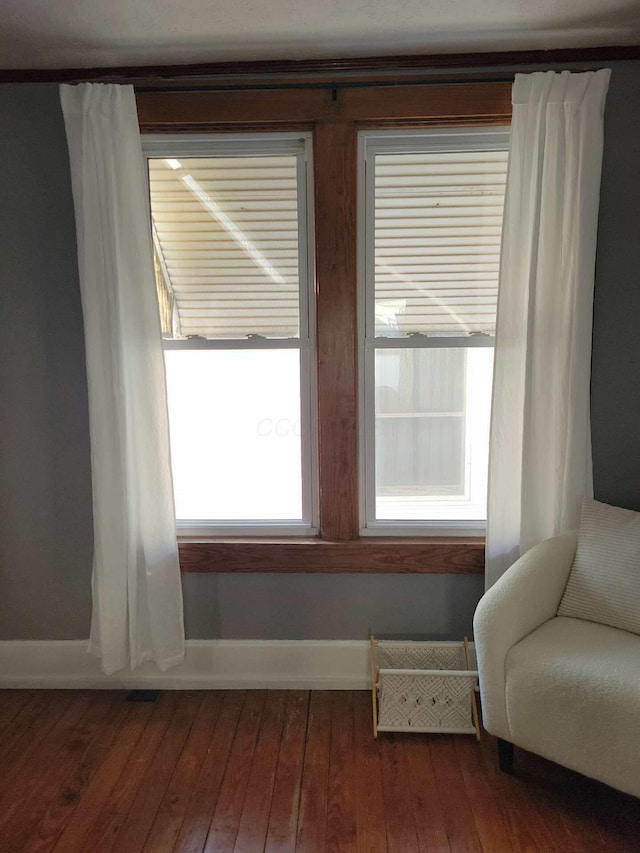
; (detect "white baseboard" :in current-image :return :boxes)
[0,639,372,690]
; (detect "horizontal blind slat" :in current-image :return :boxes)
[374,148,507,335]
[149,153,303,339]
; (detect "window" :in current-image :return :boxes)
[137,81,512,571]
[360,129,509,536]
[144,134,317,536]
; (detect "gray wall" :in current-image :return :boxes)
[0,84,94,639]
[591,62,640,510]
[1,62,638,641]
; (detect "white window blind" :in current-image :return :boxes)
[149,149,304,340]
[373,146,508,336]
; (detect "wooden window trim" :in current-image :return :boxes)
[136,83,512,131]
[178,538,484,573]
[139,81,511,573]
[2,44,637,84]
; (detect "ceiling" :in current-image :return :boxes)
[1,0,639,70]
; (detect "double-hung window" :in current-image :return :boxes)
[143,133,317,536]
[360,128,510,536]
[137,81,512,571]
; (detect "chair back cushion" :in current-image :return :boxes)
[558,498,640,635]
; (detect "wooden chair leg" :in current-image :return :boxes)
[497,738,514,773]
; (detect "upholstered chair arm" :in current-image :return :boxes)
[473,530,578,739]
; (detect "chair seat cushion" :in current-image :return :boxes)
[505,616,640,798]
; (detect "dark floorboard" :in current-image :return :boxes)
[0,689,637,852]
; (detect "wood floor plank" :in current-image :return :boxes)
[296,691,331,853]
[233,691,287,853]
[428,735,483,853]
[514,749,603,853]
[51,699,157,853]
[477,731,564,853]
[352,692,387,853]
[325,692,357,853]
[23,694,131,853]
[378,734,420,853]
[2,689,640,853]
[454,736,512,853]
[0,691,75,782]
[203,690,267,853]
[502,742,635,853]
[265,691,309,853]
[6,693,124,853]
[0,690,33,730]
[141,692,224,853]
[106,691,202,853]
[0,691,97,845]
[54,692,179,853]
[578,782,640,851]
[402,735,450,853]
[172,691,246,853]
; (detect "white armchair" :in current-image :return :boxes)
[474,531,640,799]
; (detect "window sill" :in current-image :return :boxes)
[177,536,484,574]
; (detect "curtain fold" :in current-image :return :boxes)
[60,83,185,673]
[486,69,611,588]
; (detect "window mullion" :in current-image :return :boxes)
[314,120,360,540]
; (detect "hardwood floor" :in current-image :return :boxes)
[0,690,637,852]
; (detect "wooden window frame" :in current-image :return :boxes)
[137,81,512,573]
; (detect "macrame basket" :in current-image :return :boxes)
[370,636,480,740]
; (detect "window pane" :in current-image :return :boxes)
[374,347,493,521]
[374,149,507,336]
[149,155,301,339]
[165,350,303,520]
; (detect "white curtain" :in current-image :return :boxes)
[486,69,611,588]
[60,83,185,673]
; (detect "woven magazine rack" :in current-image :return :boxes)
[370,636,480,740]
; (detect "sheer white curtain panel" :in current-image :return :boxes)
[486,69,611,588]
[60,83,185,673]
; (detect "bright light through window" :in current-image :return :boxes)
[165,350,303,521]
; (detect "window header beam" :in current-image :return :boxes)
[136,82,512,132]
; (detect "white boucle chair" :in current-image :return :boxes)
[474,530,640,799]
